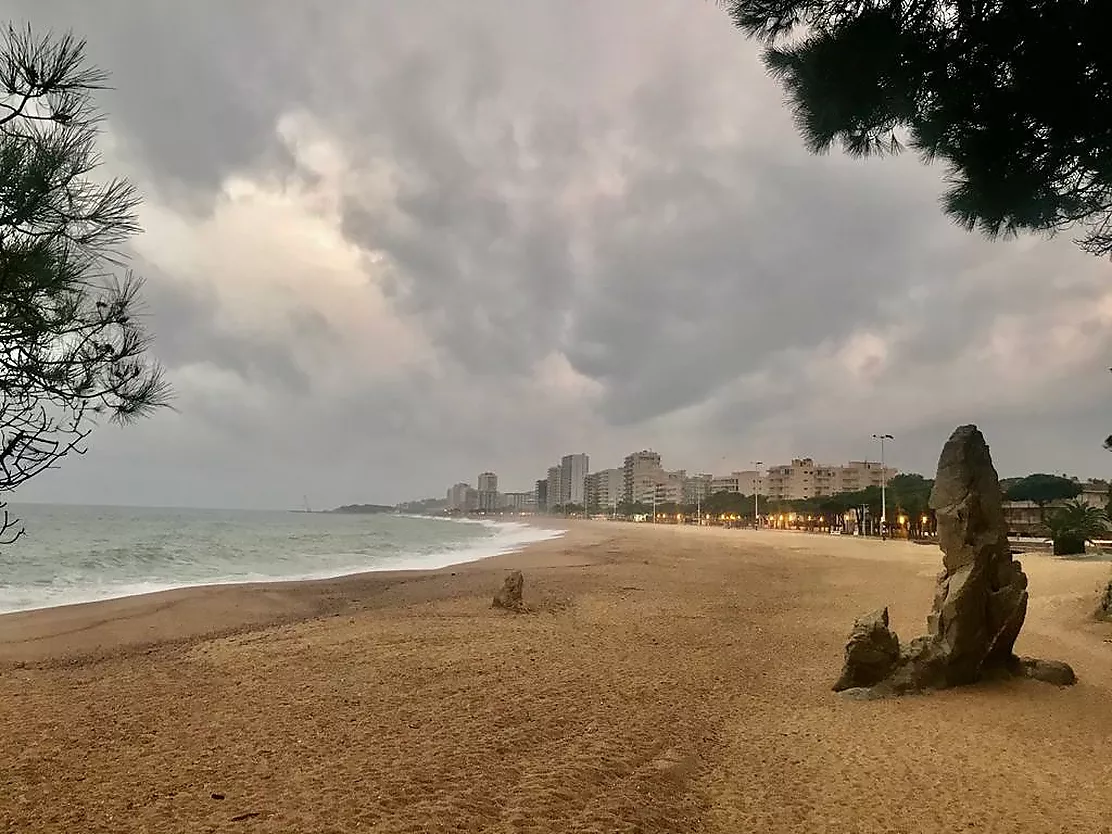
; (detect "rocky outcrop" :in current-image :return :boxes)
[492,570,526,612]
[833,608,900,691]
[833,425,1076,696]
[1099,579,1112,621]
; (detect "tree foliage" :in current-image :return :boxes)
[0,26,169,544]
[720,0,1112,256]
[1042,499,1108,556]
[703,490,764,516]
[886,473,933,516]
[1004,473,1082,505]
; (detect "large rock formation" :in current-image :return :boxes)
[833,425,1076,696]
[925,424,1029,685]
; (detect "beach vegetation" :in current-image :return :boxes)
[0,25,170,544]
[719,0,1112,258]
[1042,500,1109,556]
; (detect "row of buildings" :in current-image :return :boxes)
[445,472,536,513]
[445,453,897,515]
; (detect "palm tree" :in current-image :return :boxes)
[1043,500,1110,556]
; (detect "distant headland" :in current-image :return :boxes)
[330,504,396,514]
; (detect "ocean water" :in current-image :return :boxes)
[0,505,563,615]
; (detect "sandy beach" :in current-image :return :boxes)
[3,522,1112,833]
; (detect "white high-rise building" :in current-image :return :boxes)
[476,471,499,511]
[560,453,589,506]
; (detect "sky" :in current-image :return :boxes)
[4,1,1111,510]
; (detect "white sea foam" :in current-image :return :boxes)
[0,506,565,615]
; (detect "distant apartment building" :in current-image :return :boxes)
[834,460,893,494]
[658,470,686,504]
[502,491,536,511]
[585,467,624,511]
[560,453,589,506]
[476,471,499,511]
[763,458,896,501]
[535,479,548,511]
[446,482,478,511]
[546,465,564,510]
[709,469,764,496]
[623,450,663,505]
[1080,479,1110,509]
[583,471,599,509]
[683,473,714,505]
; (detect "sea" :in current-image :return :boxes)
[0,504,563,615]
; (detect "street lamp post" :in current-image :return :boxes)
[872,434,893,538]
[751,460,763,528]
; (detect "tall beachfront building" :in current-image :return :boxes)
[622,450,663,505]
[585,467,624,511]
[546,465,563,510]
[475,471,499,511]
[560,453,589,506]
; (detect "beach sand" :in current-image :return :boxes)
[2,522,1112,833]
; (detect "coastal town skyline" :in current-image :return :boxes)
[440,446,895,513]
[431,443,1110,516]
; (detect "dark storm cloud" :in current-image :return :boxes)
[324,11,996,430]
[0,0,309,206]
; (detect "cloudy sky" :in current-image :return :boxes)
[5,1,1111,510]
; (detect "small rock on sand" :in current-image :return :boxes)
[1013,657,1077,687]
[492,570,526,612]
[832,607,900,692]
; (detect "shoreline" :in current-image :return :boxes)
[4,519,1104,671]
[0,518,577,669]
[0,514,566,622]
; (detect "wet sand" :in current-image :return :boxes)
[2,522,1112,833]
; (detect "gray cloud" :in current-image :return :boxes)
[137,265,340,396]
[2,0,1109,509]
